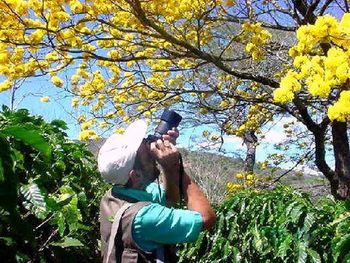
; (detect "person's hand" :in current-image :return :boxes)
[161,127,179,145]
[150,139,179,173]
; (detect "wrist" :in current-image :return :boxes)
[161,161,180,176]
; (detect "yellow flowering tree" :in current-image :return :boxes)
[273,13,350,199]
[0,0,349,198]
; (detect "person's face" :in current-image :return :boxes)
[134,139,160,188]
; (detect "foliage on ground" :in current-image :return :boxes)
[0,106,108,262]
[177,187,350,262]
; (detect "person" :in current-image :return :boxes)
[98,119,216,263]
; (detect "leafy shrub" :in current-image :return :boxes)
[0,106,108,262]
[177,187,350,262]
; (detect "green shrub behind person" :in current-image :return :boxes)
[0,106,108,262]
[177,186,350,262]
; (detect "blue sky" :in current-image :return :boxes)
[0,78,327,175]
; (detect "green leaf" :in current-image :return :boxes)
[1,125,51,158]
[15,251,31,263]
[297,241,308,263]
[231,246,241,263]
[20,183,47,219]
[290,204,305,224]
[54,160,66,171]
[0,236,16,246]
[0,137,18,211]
[0,158,4,182]
[333,233,350,261]
[329,211,350,226]
[56,213,66,237]
[51,237,84,248]
[307,249,321,263]
[277,234,292,258]
[50,119,68,130]
[304,213,315,232]
[57,193,74,206]
[252,224,264,253]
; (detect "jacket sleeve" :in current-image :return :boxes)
[132,203,203,252]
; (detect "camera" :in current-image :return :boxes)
[146,108,182,143]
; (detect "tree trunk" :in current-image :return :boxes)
[243,130,257,174]
[313,127,337,195]
[331,121,350,199]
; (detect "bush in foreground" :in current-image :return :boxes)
[177,187,350,262]
[0,107,108,262]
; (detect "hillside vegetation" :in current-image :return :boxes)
[181,149,330,204]
[88,140,330,204]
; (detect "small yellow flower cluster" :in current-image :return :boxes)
[235,172,256,187]
[226,182,243,193]
[241,22,272,60]
[0,80,13,92]
[79,130,99,141]
[258,160,269,170]
[274,14,350,122]
[71,97,79,107]
[143,0,216,21]
[99,122,108,129]
[40,96,50,103]
[232,105,272,136]
[0,46,45,87]
[226,172,259,196]
[81,119,96,130]
[51,75,64,88]
[114,127,125,134]
[267,153,285,166]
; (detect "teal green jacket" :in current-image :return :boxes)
[112,183,203,252]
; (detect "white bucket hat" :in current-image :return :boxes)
[97,119,148,185]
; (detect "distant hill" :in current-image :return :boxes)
[84,139,330,203]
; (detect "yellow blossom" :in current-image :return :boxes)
[51,76,64,87]
[328,91,350,122]
[99,122,108,128]
[0,80,13,92]
[71,97,79,107]
[40,96,50,103]
[114,127,125,134]
[273,87,295,103]
[78,115,86,123]
[235,173,244,180]
[79,130,99,141]
[246,174,255,180]
[226,182,244,192]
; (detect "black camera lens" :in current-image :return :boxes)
[145,108,182,143]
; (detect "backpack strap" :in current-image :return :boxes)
[105,203,134,263]
[155,247,165,263]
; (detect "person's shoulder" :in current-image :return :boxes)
[145,182,166,203]
[145,182,163,193]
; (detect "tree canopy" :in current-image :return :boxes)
[0,0,350,198]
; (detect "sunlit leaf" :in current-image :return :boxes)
[2,125,51,158]
[20,183,47,219]
[51,237,84,248]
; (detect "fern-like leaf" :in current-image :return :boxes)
[20,183,47,219]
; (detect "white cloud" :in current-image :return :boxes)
[223,136,243,145]
[294,165,322,176]
[261,129,287,144]
[261,116,298,144]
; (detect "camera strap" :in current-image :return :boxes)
[178,153,184,206]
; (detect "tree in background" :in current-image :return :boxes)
[0,0,349,198]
